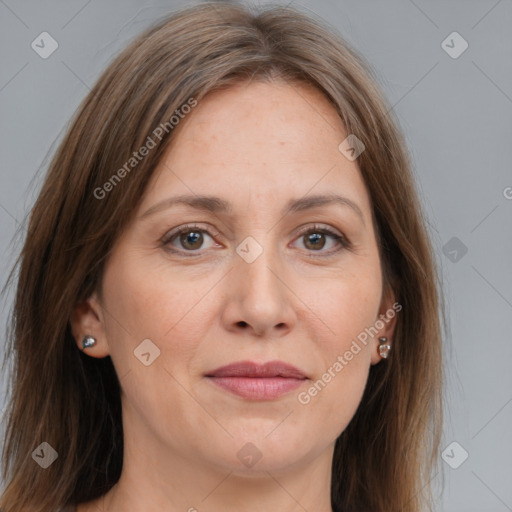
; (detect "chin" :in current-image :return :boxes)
[203,429,318,476]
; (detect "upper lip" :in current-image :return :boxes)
[206,360,308,379]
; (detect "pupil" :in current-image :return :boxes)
[182,231,202,249]
[306,233,324,249]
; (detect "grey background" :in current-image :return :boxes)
[1,0,511,510]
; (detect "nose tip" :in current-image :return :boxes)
[222,256,296,338]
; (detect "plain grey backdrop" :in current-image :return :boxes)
[1,0,511,510]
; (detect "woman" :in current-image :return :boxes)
[0,2,445,511]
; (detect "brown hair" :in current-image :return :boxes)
[0,2,445,511]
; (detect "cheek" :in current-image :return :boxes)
[100,252,215,373]
[312,259,382,354]
[99,255,213,426]
[296,259,381,422]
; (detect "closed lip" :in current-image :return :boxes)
[205,360,308,379]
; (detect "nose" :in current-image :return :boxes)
[220,243,297,338]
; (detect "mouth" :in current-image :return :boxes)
[205,360,308,400]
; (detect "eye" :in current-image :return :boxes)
[161,223,350,257]
[161,224,218,255]
[291,224,350,255]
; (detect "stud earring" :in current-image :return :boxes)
[378,337,391,359]
[81,335,97,350]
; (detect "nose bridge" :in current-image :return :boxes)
[228,231,293,334]
[236,233,284,302]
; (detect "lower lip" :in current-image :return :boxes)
[206,376,305,400]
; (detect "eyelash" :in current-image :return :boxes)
[160,223,351,258]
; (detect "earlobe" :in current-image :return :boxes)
[370,285,399,365]
[78,334,110,358]
[377,337,391,359]
[80,334,97,350]
[371,336,393,366]
[70,292,110,358]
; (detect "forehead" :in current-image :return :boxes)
[173,79,346,159]
[140,80,372,218]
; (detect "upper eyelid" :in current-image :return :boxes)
[162,223,219,242]
[295,223,343,236]
[162,222,344,239]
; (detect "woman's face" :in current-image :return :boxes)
[75,80,396,476]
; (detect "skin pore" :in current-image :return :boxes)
[71,79,396,512]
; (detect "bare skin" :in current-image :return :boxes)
[72,79,396,512]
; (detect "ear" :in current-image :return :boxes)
[370,283,400,366]
[70,291,110,358]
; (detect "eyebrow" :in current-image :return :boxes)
[139,193,365,225]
